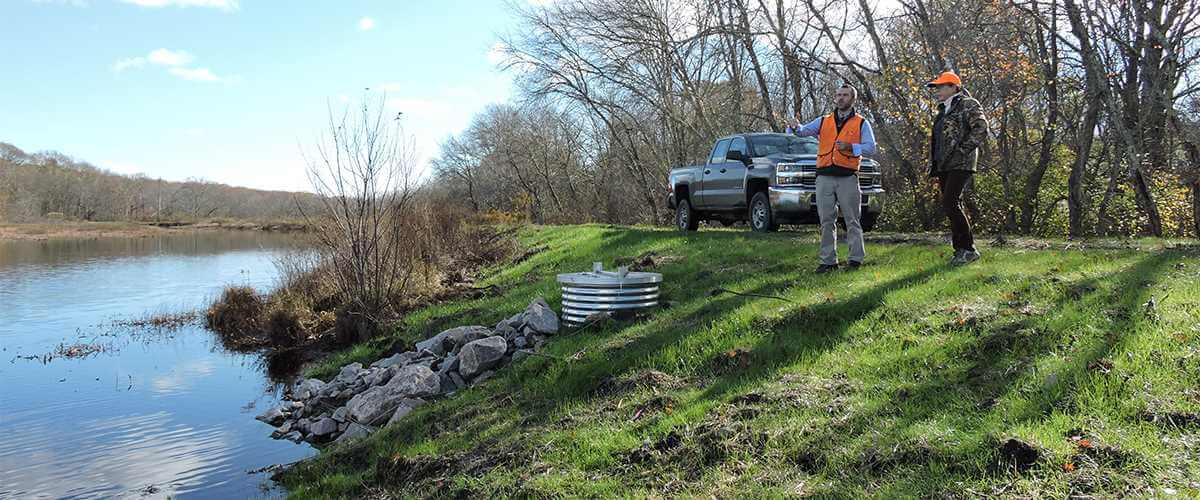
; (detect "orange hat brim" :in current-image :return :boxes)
[926,75,961,87]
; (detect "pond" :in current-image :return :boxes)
[0,231,316,498]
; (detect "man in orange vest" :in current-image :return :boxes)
[786,84,877,273]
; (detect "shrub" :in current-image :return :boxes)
[205,286,265,342]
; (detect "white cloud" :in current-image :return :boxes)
[119,0,238,10]
[112,48,227,82]
[113,48,191,72]
[147,48,193,66]
[112,57,146,72]
[168,67,222,82]
[358,17,375,31]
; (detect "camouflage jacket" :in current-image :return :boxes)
[930,91,989,176]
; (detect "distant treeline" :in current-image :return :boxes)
[0,142,322,223]
[429,0,1200,238]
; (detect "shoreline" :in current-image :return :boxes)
[0,220,310,241]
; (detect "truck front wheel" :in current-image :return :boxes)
[676,198,699,232]
[749,192,778,233]
[861,212,878,232]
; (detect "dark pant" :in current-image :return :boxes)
[937,170,975,251]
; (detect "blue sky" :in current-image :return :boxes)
[1,0,526,191]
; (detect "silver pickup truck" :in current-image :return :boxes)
[666,133,884,232]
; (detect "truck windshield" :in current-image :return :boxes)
[751,135,818,157]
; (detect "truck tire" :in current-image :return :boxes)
[676,198,699,232]
[749,192,778,233]
[861,212,878,232]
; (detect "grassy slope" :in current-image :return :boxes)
[282,225,1200,498]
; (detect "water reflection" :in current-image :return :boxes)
[0,231,315,498]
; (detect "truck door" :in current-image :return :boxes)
[697,139,731,208]
[709,137,749,208]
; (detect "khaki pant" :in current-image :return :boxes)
[816,175,865,265]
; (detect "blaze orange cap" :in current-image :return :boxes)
[926,71,962,88]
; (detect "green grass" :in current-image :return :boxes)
[280,224,1200,498]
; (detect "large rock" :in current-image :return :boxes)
[370,351,416,369]
[458,335,508,379]
[345,386,402,425]
[502,312,525,330]
[440,326,492,353]
[522,298,559,335]
[439,373,459,394]
[334,362,364,384]
[407,356,438,370]
[331,406,348,423]
[334,422,375,444]
[385,398,427,426]
[363,367,393,388]
[309,417,339,438]
[448,371,466,390]
[318,380,346,398]
[294,378,325,400]
[414,331,450,356]
[436,354,459,375]
[256,405,288,426]
[494,318,519,340]
[385,364,442,398]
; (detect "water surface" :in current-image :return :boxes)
[0,231,316,499]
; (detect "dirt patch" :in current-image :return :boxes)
[996,437,1040,473]
[613,250,680,272]
[945,301,999,327]
[708,348,753,375]
[1140,409,1200,429]
[631,395,677,421]
[617,418,756,474]
[625,431,683,464]
[856,439,943,475]
[372,439,525,492]
[770,373,859,412]
[592,369,687,396]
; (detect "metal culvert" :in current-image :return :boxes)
[557,262,663,326]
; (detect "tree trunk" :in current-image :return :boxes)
[1020,3,1060,233]
[1068,98,1100,237]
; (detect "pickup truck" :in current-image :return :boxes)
[666,133,884,232]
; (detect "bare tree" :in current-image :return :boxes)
[301,95,422,338]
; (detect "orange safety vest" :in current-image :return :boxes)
[816,113,863,171]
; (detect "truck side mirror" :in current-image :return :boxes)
[726,150,749,165]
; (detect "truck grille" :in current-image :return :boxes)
[776,162,879,189]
